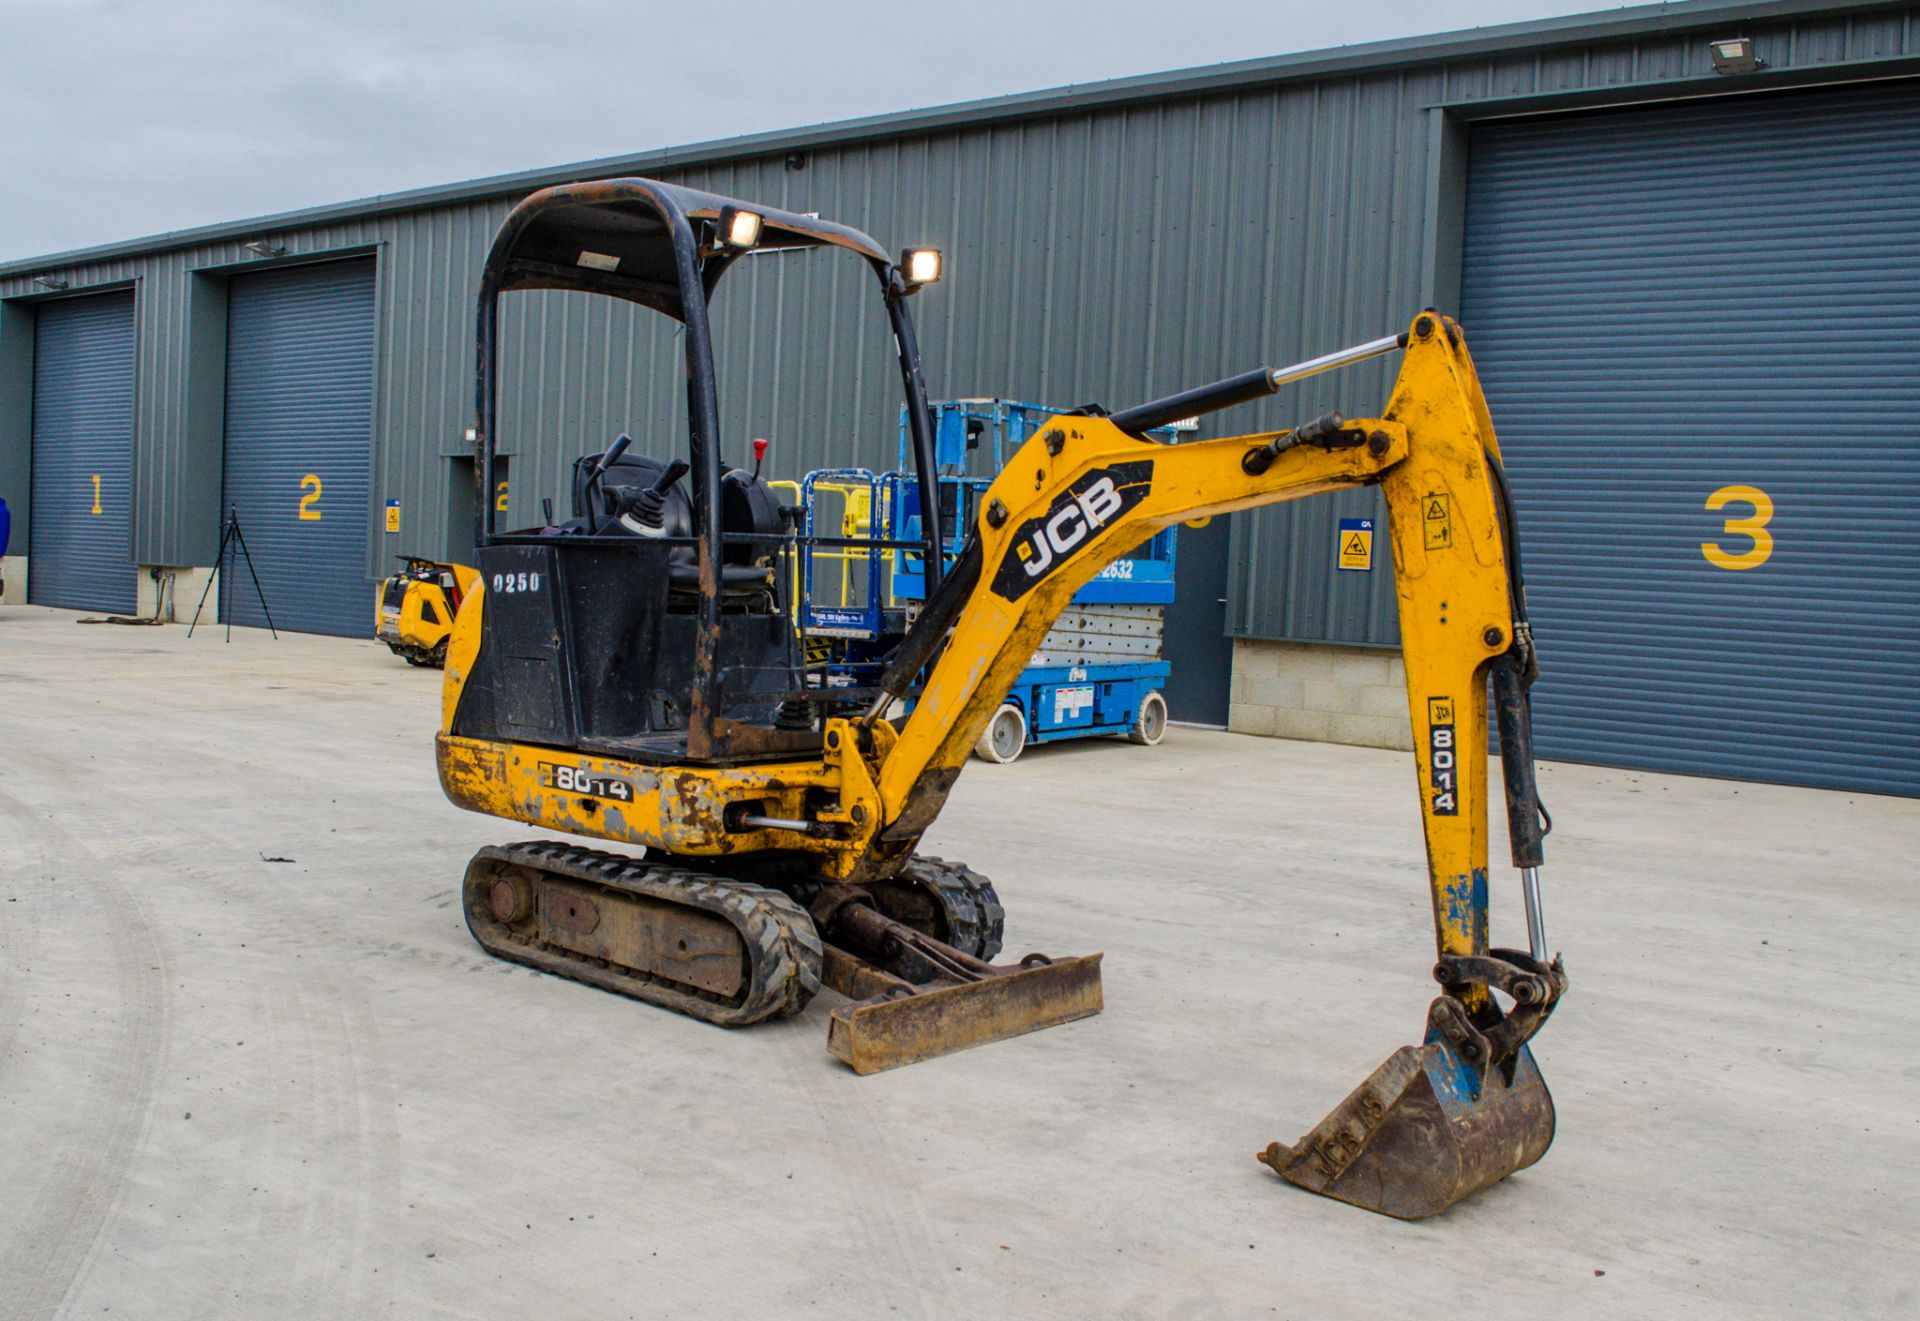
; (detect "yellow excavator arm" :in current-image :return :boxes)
[840,311,1567,1216]
[859,315,1536,945]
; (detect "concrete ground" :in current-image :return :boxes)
[0,606,1914,1320]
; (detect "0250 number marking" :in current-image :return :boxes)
[490,571,541,594]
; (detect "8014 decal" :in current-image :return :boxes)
[538,761,633,803]
[1426,697,1458,816]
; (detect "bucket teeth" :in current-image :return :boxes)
[1260,1039,1556,1220]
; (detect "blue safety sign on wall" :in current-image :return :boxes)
[1337,517,1374,572]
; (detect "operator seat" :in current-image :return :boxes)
[568,450,782,597]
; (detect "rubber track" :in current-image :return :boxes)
[894,856,1005,962]
[464,841,823,1026]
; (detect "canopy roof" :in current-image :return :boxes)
[485,177,892,320]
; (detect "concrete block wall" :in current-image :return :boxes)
[0,562,218,618]
[1228,639,1413,751]
[137,565,215,623]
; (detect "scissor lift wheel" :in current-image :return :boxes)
[1127,690,1168,746]
[973,702,1027,764]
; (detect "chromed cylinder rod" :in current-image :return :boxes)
[1521,866,1548,962]
[1109,330,1409,436]
[1266,333,1406,391]
[738,814,817,834]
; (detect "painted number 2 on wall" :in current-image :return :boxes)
[1702,484,1772,571]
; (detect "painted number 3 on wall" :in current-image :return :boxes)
[1702,484,1772,571]
[298,474,323,521]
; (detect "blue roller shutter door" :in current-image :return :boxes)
[222,259,375,637]
[1461,83,1920,797]
[29,291,137,612]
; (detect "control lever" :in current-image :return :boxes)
[619,459,691,537]
[589,433,633,481]
[752,437,769,479]
[582,433,634,518]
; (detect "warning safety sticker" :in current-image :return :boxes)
[1422,493,1451,551]
[1336,517,1374,572]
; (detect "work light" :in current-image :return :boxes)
[902,248,943,290]
[1709,36,1761,74]
[718,206,764,250]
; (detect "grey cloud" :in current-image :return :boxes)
[0,0,1609,261]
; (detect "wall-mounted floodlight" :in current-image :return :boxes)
[716,206,763,250]
[901,248,943,291]
[244,240,286,257]
[1709,36,1761,74]
[33,275,69,291]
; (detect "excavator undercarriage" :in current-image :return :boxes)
[436,176,1568,1219]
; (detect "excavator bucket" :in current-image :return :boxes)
[1259,1036,1556,1220]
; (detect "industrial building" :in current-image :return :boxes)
[1,0,1914,796]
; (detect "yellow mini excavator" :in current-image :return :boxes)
[435,178,1567,1220]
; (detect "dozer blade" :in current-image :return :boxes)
[826,952,1104,1075]
[1259,1038,1555,1220]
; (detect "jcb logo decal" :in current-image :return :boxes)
[989,461,1154,601]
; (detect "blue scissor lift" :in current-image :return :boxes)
[793,401,1176,763]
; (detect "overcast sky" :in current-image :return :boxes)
[1,0,1619,263]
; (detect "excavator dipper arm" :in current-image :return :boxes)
[858,312,1567,1217]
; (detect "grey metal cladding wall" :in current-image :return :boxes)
[221,260,377,636]
[486,92,1434,551]
[1226,4,1920,645]
[26,220,388,569]
[1460,81,1920,796]
[29,290,137,612]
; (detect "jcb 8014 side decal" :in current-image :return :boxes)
[989,461,1154,601]
[1427,696,1458,816]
